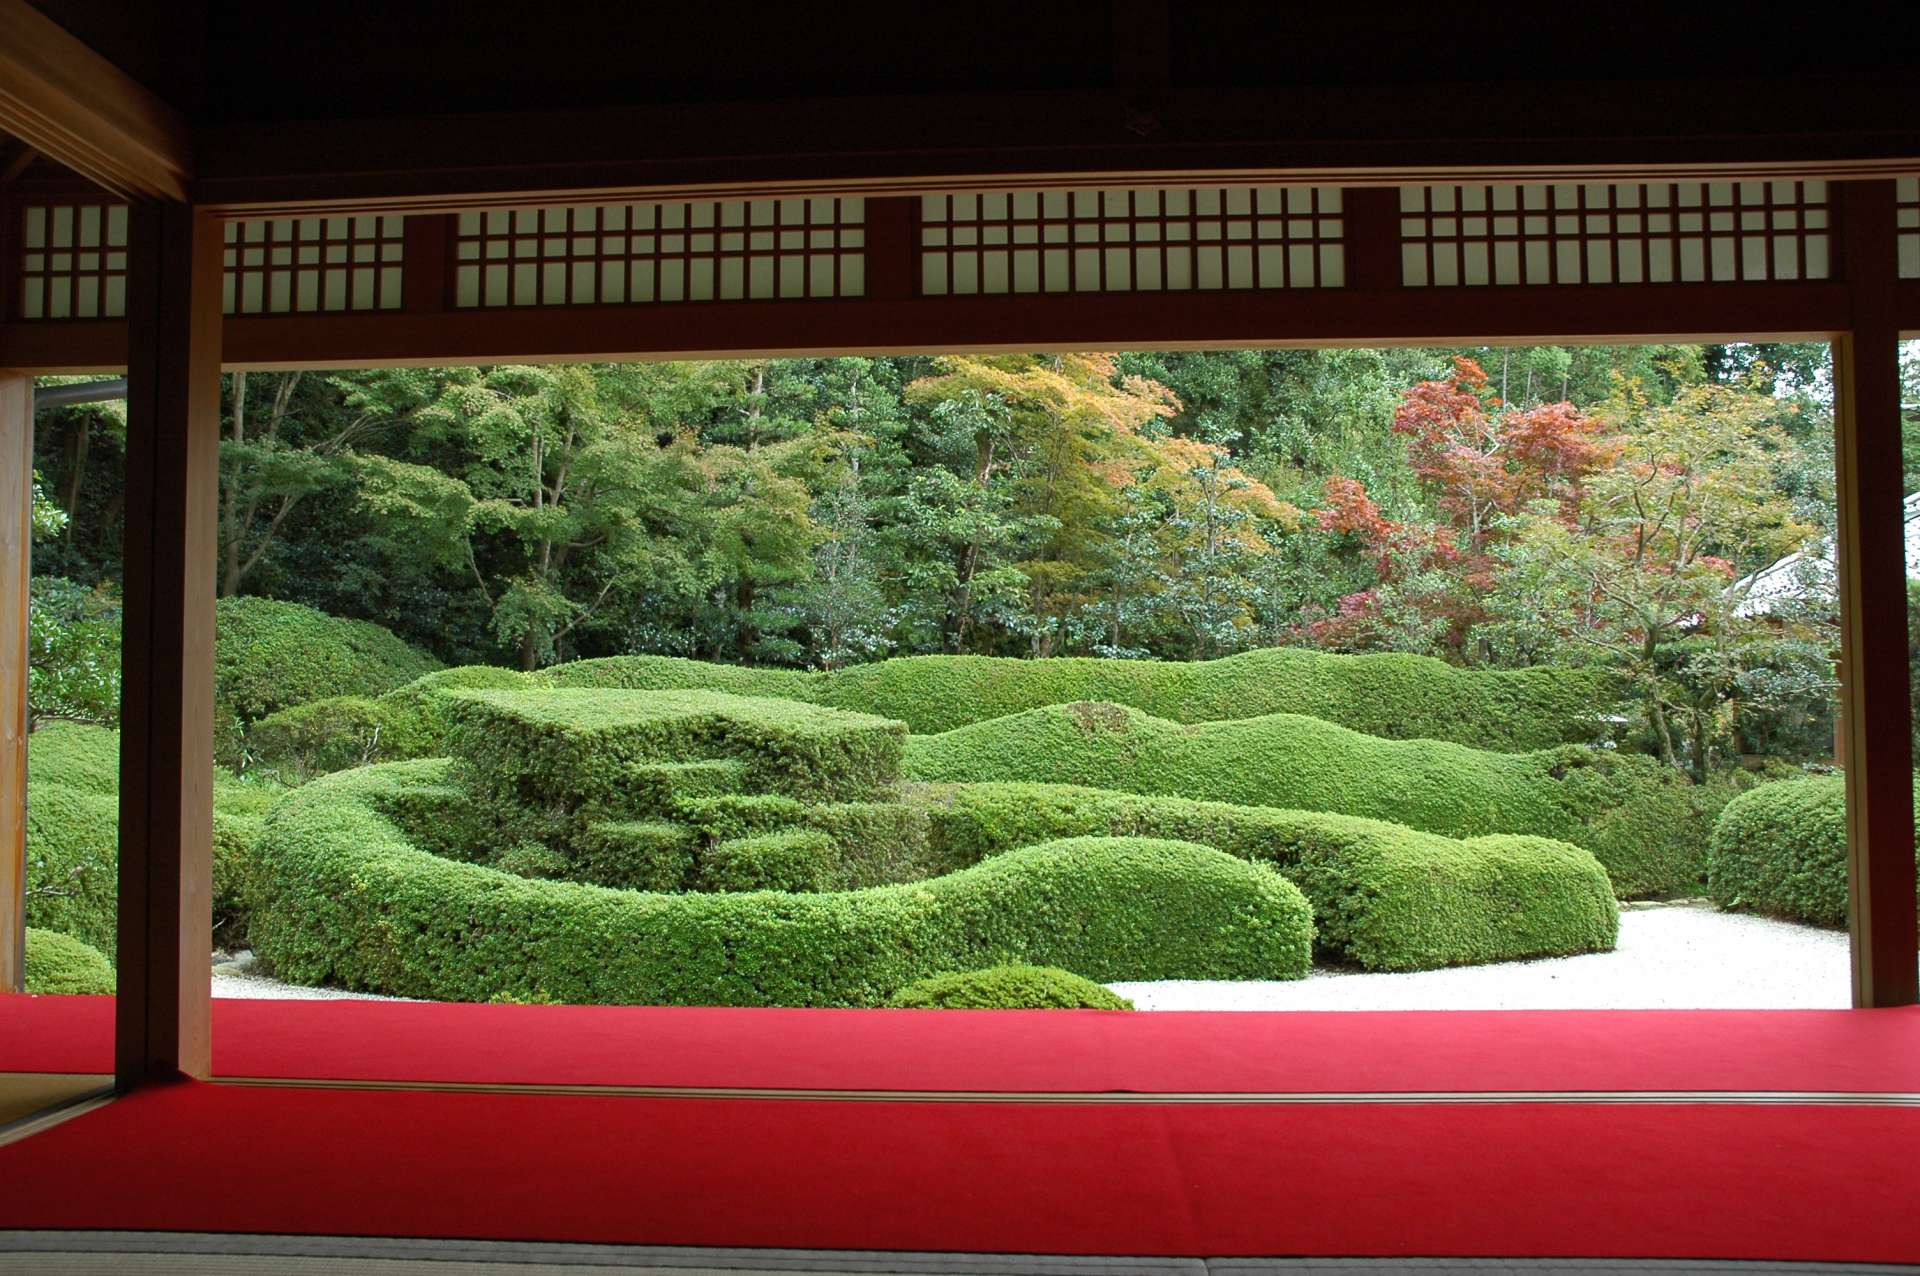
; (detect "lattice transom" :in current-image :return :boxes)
[15,203,129,319]
[222,216,405,315]
[918,186,1344,295]
[1399,181,1831,287]
[452,199,865,307]
[1898,178,1920,280]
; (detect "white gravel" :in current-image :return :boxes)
[211,952,408,1001]
[1109,904,1855,1011]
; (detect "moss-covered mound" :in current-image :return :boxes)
[1706,776,1920,927]
[215,597,442,762]
[25,720,284,954]
[537,648,1614,751]
[902,702,1716,898]
[245,760,1317,1005]
[889,965,1134,1010]
[24,927,114,995]
[908,782,1617,971]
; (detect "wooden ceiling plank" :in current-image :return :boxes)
[0,0,190,200]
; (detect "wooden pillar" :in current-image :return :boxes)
[0,373,28,994]
[116,202,220,1084]
[1834,179,1918,1009]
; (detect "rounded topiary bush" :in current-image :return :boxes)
[902,702,1712,898]
[247,696,423,781]
[24,781,119,958]
[24,927,114,995]
[888,964,1133,1010]
[1706,775,1919,927]
[214,597,442,762]
[246,761,1316,1006]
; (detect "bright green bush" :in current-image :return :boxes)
[902,704,1712,898]
[23,927,114,995]
[907,781,1617,970]
[445,689,905,815]
[888,964,1133,1010]
[214,597,442,762]
[23,781,119,958]
[534,656,815,698]
[247,696,426,781]
[574,820,701,891]
[25,721,285,954]
[1706,776,1920,926]
[700,827,836,892]
[540,648,1614,750]
[246,762,1315,1006]
[376,666,528,749]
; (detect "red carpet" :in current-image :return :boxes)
[7,995,1920,1094]
[1,1079,1917,1261]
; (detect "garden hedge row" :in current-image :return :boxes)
[888,964,1134,1010]
[902,703,1718,898]
[24,927,115,995]
[905,781,1618,970]
[536,647,1615,751]
[214,597,442,764]
[1706,775,1920,926]
[245,760,1315,1006]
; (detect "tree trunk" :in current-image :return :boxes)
[220,371,246,597]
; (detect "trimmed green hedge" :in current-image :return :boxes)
[902,703,1714,899]
[24,927,114,995]
[906,781,1618,971]
[700,827,836,892]
[445,689,905,816]
[246,761,1315,1006]
[215,597,442,763]
[1707,775,1920,926]
[539,648,1613,751]
[889,964,1133,1010]
[247,696,426,781]
[25,721,285,954]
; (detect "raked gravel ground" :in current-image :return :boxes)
[1109,904,1853,1011]
[207,904,1852,1008]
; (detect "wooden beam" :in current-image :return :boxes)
[116,202,220,1085]
[188,77,1920,216]
[1834,180,1919,1008]
[0,0,190,200]
[0,373,27,993]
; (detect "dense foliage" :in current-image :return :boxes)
[907,782,1618,970]
[1706,776,1920,926]
[30,343,1847,777]
[247,760,1316,1006]
[23,927,115,995]
[888,965,1135,1010]
[538,647,1611,749]
[902,701,1719,897]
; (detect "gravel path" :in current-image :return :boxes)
[1109,905,1854,1011]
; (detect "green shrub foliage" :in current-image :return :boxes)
[247,696,424,781]
[25,721,282,954]
[903,703,1715,898]
[888,964,1134,1010]
[246,761,1315,1006]
[541,648,1613,751]
[445,689,905,817]
[700,827,837,892]
[24,927,114,995]
[1707,776,1920,926]
[214,597,442,763]
[907,781,1617,970]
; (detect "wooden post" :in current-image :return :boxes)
[116,202,220,1084]
[1834,179,1918,1009]
[0,373,28,994]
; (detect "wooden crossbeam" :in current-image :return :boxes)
[0,0,189,200]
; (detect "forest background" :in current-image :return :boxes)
[29,341,1919,779]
